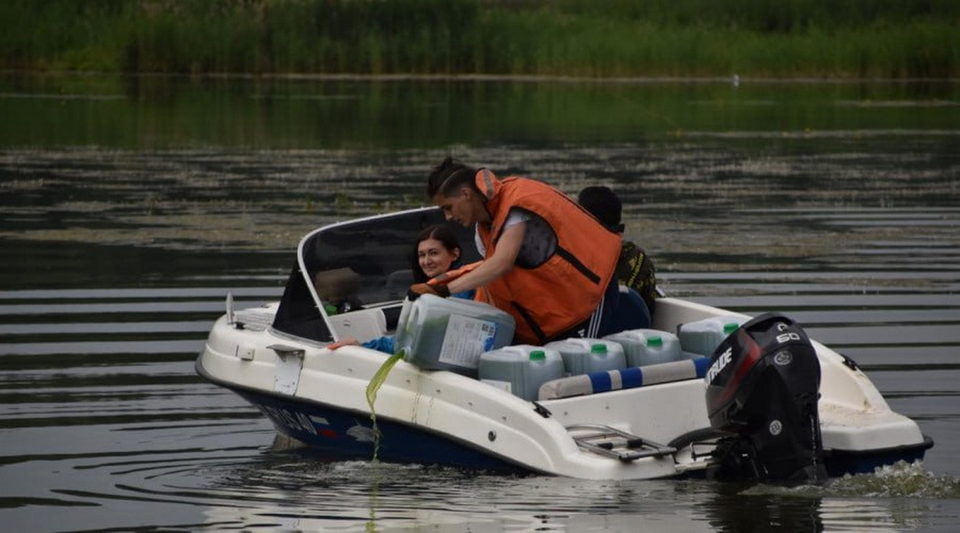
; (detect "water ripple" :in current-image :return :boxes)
[1,141,958,531]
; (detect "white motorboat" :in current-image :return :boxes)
[196,207,932,481]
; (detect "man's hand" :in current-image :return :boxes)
[407,283,450,301]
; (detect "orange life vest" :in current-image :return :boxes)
[467,169,621,344]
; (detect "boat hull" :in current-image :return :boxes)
[196,306,933,479]
[824,436,934,477]
[199,361,524,472]
[202,359,933,478]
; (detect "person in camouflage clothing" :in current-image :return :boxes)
[577,186,658,317]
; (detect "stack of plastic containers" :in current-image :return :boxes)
[603,329,683,366]
[543,338,626,376]
[478,345,565,401]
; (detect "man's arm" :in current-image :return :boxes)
[445,222,525,295]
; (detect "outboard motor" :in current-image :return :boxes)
[704,312,827,485]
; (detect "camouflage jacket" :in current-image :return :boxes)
[618,240,658,314]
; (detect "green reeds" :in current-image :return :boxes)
[1,0,957,78]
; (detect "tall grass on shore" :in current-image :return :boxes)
[2,0,957,78]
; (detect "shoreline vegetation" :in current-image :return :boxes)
[2,0,958,79]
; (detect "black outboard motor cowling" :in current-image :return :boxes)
[704,312,827,485]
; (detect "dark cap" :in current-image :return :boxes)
[577,185,624,232]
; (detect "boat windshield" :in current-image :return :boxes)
[271,207,480,342]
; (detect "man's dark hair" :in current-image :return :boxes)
[577,185,624,232]
[427,157,478,199]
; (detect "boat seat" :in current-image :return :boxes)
[313,267,362,311]
[327,307,388,342]
[385,269,414,300]
[611,286,651,332]
[538,357,711,401]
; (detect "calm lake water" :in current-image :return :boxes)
[1,74,959,531]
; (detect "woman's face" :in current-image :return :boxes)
[417,238,460,278]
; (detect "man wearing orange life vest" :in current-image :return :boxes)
[408,157,622,345]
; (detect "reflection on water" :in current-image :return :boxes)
[1,74,959,149]
[1,76,959,530]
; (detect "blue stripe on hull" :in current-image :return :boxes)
[235,389,525,473]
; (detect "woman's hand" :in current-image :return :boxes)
[327,337,360,350]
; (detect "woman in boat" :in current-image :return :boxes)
[410,224,474,299]
[328,224,472,352]
[408,157,622,345]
